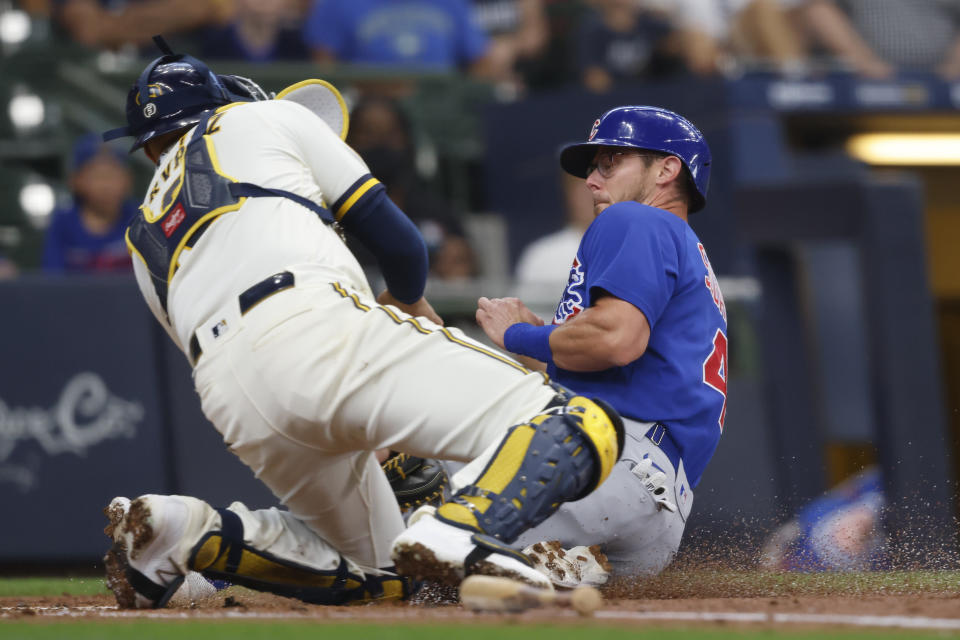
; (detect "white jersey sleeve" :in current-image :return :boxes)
[204,100,377,222]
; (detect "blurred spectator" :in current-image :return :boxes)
[200,0,308,62]
[575,0,680,93]
[346,96,477,281]
[666,0,807,76]
[471,0,549,91]
[419,218,477,281]
[759,467,888,571]
[801,0,960,79]
[57,0,227,50]
[42,134,135,274]
[0,252,17,280]
[514,171,593,300]
[18,0,52,18]
[303,0,493,76]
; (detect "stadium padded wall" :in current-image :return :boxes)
[0,275,275,563]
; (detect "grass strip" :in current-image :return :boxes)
[0,578,108,598]
[0,621,954,640]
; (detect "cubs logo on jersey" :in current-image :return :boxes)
[554,256,585,324]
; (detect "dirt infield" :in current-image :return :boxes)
[3,570,959,632]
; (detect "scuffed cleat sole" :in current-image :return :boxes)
[103,543,138,609]
[102,497,141,609]
[392,514,552,589]
[523,541,612,588]
[392,542,463,586]
[101,495,179,609]
[103,497,130,540]
[393,541,550,588]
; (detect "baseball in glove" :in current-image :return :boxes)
[381,453,449,516]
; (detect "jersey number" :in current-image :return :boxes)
[702,328,728,431]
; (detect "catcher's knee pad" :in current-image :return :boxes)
[187,509,410,605]
[436,395,624,543]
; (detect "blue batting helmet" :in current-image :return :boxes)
[103,36,269,151]
[560,106,711,212]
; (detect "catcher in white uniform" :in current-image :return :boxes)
[100,37,623,608]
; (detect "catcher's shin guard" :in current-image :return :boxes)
[435,395,624,544]
[188,509,410,605]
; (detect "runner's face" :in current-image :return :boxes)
[584,148,660,215]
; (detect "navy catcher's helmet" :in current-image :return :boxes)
[560,106,711,212]
[103,36,269,151]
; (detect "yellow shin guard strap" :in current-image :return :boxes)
[438,395,624,542]
[567,396,621,488]
[188,509,404,605]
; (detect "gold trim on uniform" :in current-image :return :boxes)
[142,136,187,223]
[334,177,379,221]
[124,227,155,274]
[330,282,547,380]
[165,135,246,284]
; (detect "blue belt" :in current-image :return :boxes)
[644,423,682,473]
[189,270,295,364]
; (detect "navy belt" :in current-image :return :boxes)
[189,271,295,364]
[644,423,682,473]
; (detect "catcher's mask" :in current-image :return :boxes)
[103,35,269,152]
[560,105,712,212]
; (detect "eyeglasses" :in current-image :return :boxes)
[585,150,647,178]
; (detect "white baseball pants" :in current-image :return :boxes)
[512,418,693,574]
[191,265,557,573]
[450,417,694,575]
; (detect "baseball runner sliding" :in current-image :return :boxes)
[475,106,728,583]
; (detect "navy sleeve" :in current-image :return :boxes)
[339,188,429,304]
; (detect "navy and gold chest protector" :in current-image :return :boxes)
[126,106,335,316]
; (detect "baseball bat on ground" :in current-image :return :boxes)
[459,575,603,616]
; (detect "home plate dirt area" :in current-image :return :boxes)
[3,569,960,632]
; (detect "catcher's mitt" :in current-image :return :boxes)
[381,453,449,515]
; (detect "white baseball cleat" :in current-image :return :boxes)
[523,540,611,588]
[391,513,553,590]
[103,494,219,608]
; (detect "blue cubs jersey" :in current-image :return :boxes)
[42,202,136,274]
[547,202,727,487]
[303,0,488,69]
